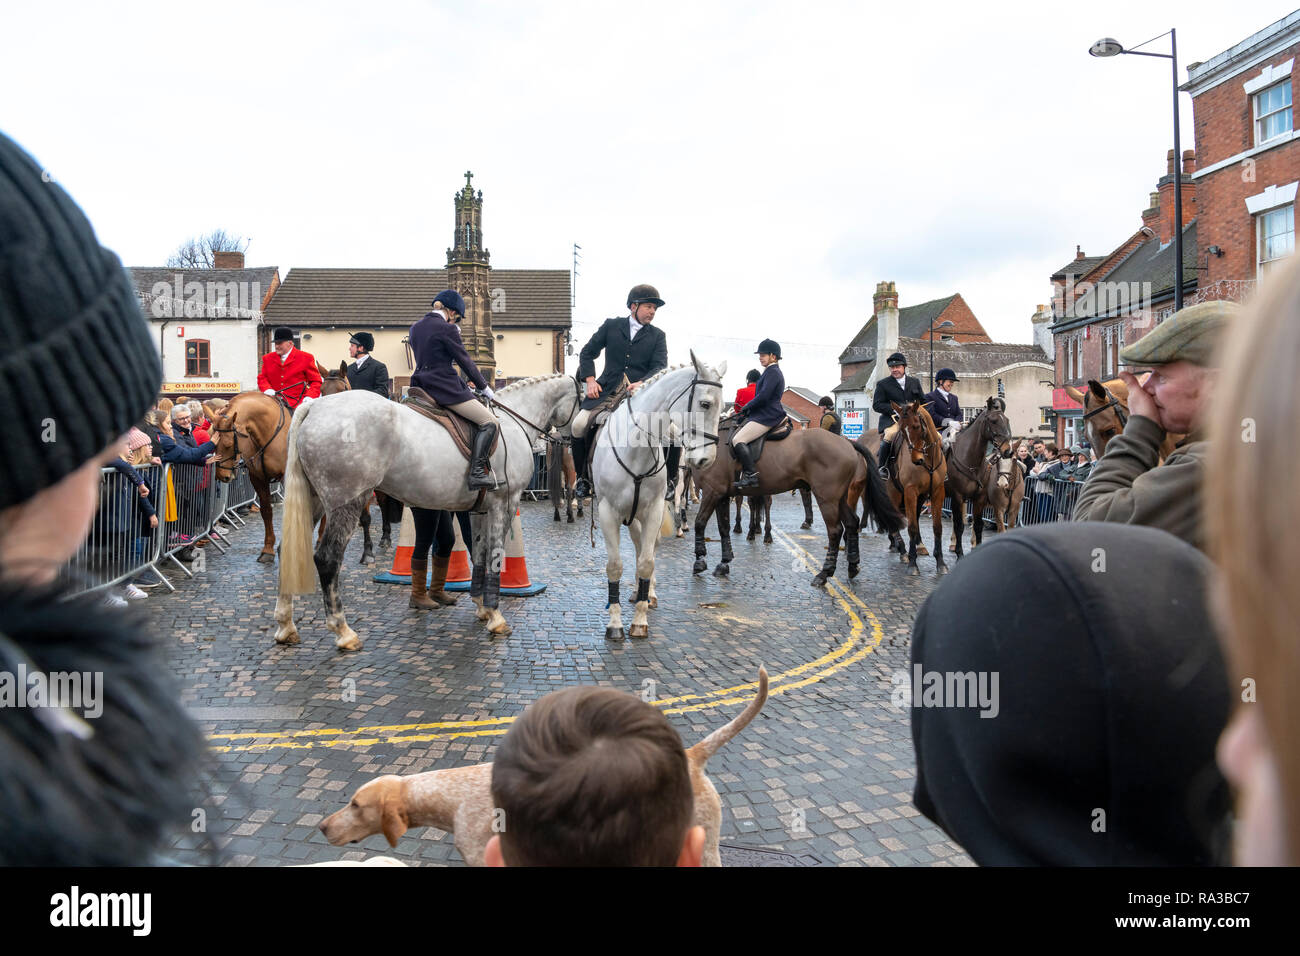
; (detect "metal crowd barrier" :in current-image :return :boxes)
[940,473,1087,528]
[58,463,169,596]
[523,451,550,501]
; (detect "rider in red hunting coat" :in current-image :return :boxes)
[258,326,322,408]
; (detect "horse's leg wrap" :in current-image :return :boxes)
[471,560,486,599]
[484,569,501,609]
[607,580,619,608]
[635,577,650,604]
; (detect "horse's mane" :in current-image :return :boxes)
[497,372,571,394]
[639,363,691,388]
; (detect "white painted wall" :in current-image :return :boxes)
[149,319,261,392]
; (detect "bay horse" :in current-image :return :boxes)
[1064,378,1182,460]
[317,361,401,563]
[694,420,903,588]
[547,438,581,523]
[868,400,947,575]
[275,374,582,650]
[590,355,725,640]
[984,444,1026,534]
[944,397,1012,559]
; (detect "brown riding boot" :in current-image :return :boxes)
[428,554,458,606]
[408,558,438,610]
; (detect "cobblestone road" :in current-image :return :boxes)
[153,490,972,867]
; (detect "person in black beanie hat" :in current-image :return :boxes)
[910,522,1231,865]
[0,130,213,864]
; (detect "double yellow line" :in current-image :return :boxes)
[208,529,883,753]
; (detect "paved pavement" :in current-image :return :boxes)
[152,490,973,866]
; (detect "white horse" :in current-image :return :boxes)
[592,352,725,640]
[275,374,581,650]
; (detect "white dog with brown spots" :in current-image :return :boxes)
[321,667,769,866]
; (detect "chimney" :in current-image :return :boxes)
[869,281,900,393]
[1155,148,1196,244]
[1142,191,1161,231]
[1030,303,1055,358]
[1076,245,1085,260]
[213,250,244,269]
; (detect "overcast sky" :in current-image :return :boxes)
[4,1,1293,395]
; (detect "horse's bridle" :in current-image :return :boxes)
[211,397,288,475]
[946,408,1011,490]
[624,374,724,454]
[490,377,583,446]
[1081,388,1130,428]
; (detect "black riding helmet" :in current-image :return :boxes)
[755,338,781,360]
[627,284,665,308]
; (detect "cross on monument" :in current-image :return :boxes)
[464,170,473,188]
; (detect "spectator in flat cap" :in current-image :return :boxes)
[911,522,1232,865]
[1072,300,1240,550]
[1206,255,1300,865]
[346,331,390,399]
[0,130,212,864]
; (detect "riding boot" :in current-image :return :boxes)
[877,438,893,478]
[664,444,682,501]
[572,433,593,498]
[408,558,437,610]
[428,554,458,606]
[733,441,760,490]
[468,423,499,490]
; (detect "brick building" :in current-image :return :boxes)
[781,386,824,429]
[1184,11,1298,290]
[1047,150,1200,448]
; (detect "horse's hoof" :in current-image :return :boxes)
[917,545,930,556]
[713,563,730,577]
[488,622,512,636]
[648,595,658,609]
[604,627,625,642]
[553,514,561,522]
[800,520,813,530]
[257,552,275,564]
[746,533,756,542]
[848,563,860,578]
[629,623,649,639]
[273,627,299,645]
[567,515,574,524]
[334,631,362,652]
[692,559,707,574]
[380,537,392,549]
[475,607,491,622]
[811,574,828,589]
[910,566,921,577]
[936,564,949,575]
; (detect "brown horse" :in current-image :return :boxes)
[317,362,400,563]
[547,440,582,523]
[1065,378,1181,460]
[943,397,1012,559]
[210,392,290,563]
[693,421,903,587]
[984,445,1026,534]
[871,401,948,575]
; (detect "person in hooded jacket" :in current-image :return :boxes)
[910,522,1231,865]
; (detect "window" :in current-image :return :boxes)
[843,399,854,411]
[185,339,210,377]
[1259,204,1295,276]
[1064,417,1078,450]
[1255,81,1293,145]
[1102,327,1114,377]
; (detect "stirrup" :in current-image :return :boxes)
[736,470,760,489]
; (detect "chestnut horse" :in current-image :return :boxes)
[868,400,948,575]
[210,392,290,563]
[693,420,903,587]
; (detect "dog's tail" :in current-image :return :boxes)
[686,666,768,770]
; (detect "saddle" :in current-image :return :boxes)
[723,415,792,464]
[402,387,499,461]
[581,377,631,459]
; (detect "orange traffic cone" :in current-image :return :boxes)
[373,505,418,584]
[446,514,471,588]
[500,508,546,596]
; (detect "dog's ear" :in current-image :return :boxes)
[380,793,408,847]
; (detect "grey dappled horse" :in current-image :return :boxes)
[592,353,725,640]
[275,375,581,650]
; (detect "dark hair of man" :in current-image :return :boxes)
[491,686,692,866]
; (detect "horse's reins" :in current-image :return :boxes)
[483,378,584,511]
[1081,389,1130,428]
[611,375,723,527]
[212,397,288,475]
[946,411,1011,497]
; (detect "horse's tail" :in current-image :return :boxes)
[278,401,319,595]
[659,497,676,538]
[547,442,563,503]
[853,442,905,534]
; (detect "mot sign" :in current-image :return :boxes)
[841,410,863,439]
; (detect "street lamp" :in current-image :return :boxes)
[929,320,954,386]
[1090,29,1185,313]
